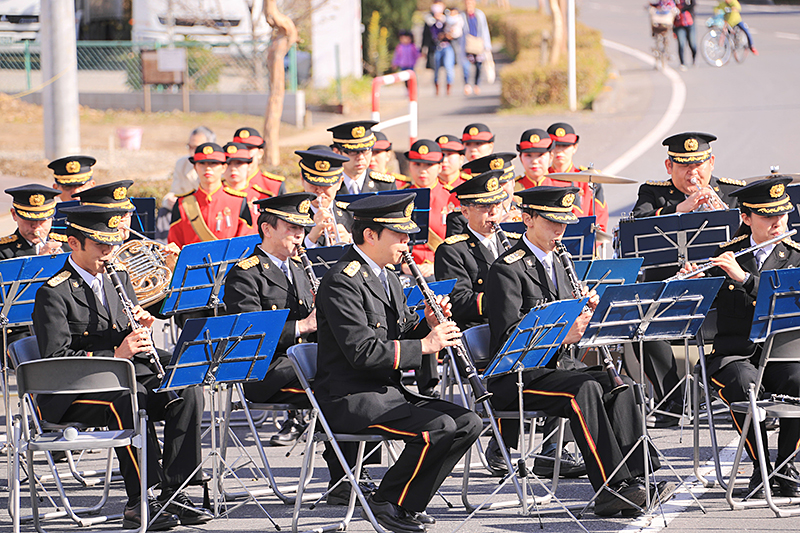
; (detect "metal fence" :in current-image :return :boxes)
[0,40,286,96]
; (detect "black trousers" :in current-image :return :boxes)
[489,369,658,492]
[56,374,203,503]
[629,340,682,403]
[350,398,481,512]
[713,360,800,465]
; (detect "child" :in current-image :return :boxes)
[392,30,420,72]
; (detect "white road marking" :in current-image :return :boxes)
[776,32,800,41]
[600,39,687,177]
[619,435,740,533]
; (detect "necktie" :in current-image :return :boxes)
[755,249,767,270]
[378,270,391,297]
[543,255,557,288]
[280,261,292,283]
[90,277,108,311]
[485,239,497,260]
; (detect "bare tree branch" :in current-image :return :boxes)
[263,0,298,166]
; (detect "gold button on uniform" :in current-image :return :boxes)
[83,331,88,336]
[299,300,303,306]
[728,284,735,290]
[271,305,277,310]
[477,279,483,285]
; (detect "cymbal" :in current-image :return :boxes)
[743,173,800,184]
[547,171,637,185]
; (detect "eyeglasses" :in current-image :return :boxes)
[342,148,372,157]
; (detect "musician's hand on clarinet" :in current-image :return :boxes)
[678,261,705,279]
[424,295,452,327]
[131,305,155,328]
[563,310,592,345]
[421,321,461,354]
[586,289,600,311]
[297,308,317,335]
[709,251,747,282]
[115,327,152,360]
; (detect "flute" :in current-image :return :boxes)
[400,251,492,403]
[667,229,797,281]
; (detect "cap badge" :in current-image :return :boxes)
[562,193,575,207]
[65,160,81,174]
[487,177,499,192]
[226,145,238,154]
[418,145,429,155]
[239,130,250,139]
[315,160,331,172]
[490,158,503,170]
[404,202,414,218]
[113,187,127,200]
[438,136,448,144]
[685,138,699,152]
[770,184,785,198]
[555,127,566,137]
[108,215,121,229]
[469,127,479,136]
[352,126,366,139]
[29,194,45,207]
[298,199,311,214]
[530,134,540,143]
[202,145,214,155]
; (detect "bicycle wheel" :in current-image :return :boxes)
[732,25,749,63]
[657,33,669,68]
[701,29,731,67]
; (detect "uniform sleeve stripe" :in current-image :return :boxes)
[393,340,400,369]
[477,293,484,315]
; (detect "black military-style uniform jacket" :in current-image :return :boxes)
[223,246,315,354]
[0,228,69,259]
[445,211,468,238]
[336,170,396,197]
[434,230,519,334]
[632,176,744,219]
[706,235,800,377]
[314,246,431,433]
[32,259,152,423]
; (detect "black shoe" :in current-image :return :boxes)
[158,490,212,526]
[360,493,425,533]
[485,437,509,477]
[326,480,377,506]
[747,467,770,499]
[123,499,180,531]
[776,462,800,497]
[533,448,587,478]
[270,416,307,446]
[649,399,683,428]
[414,511,435,525]
[594,479,647,517]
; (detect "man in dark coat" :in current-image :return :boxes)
[314,193,481,533]
[33,205,211,530]
[0,184,63,259]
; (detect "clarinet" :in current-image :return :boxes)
[553,242,628,394]
[105,261,184,409]
[296,245,320,296]
[492,222,512,252]
[400,251,492,403]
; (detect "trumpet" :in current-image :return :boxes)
[318,197,343,246]
[667,229,797,281]
[34,227,61,255]
[690,176,725,212]
[492,222,512,252]
[554,241,628,395]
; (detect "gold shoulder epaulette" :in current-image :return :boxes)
[48,232,67,243]
[263,171,286,182]
[0,234,18,244]
[645,180,672,186]
[577,165,589,171]
[393,173,411,182]
[784,239,800,251]
[237,256,260,270]
[251,184,273,196]
[369,171,395,183]
[335,200,349,210]
[504,249,526,264]
[224,187,248,198]
[386,263,395,271]
[444,234,469,245]
[717,176,746,187]
[505,231,522,239]
[343,260,361,277]
[719,234,748,249]
[176,189,196,198]
[47,270,70,287]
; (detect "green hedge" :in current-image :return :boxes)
[486,8,609,110]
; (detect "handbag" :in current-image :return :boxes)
[465,34,484,56]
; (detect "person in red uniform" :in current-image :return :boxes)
[547,122,609,232]
[515,128,555,191]
[461,122,495,163]
[402,139,454,280]
[232,126,287,198]
[369,131,408,184]
[168,142,253,248]
[222,141,261,221]
[436,134,469,191]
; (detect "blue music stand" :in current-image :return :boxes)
[617,210,740,275]
[404,279,456,320]
[154,310,287,522]
[337,188,431,246]
[573,257,643,299]
[159,234,260,316]
[483,299,587,378]
[750,267,800,343]
[304,244,351,279]
[501,216,596,260]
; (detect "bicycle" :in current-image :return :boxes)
[701,13,749,67]
[649,7,677,69]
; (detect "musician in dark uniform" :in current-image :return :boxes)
[486,186,670,517]
[684,177,800,498]
[329,121,396,195]
[48,155,96,202]
[32,206,211,529]
[315,193,481,532]
[296,149,354,248]
[445,152,519,237]
[0,184,63,259]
